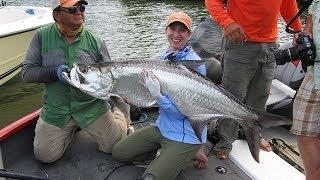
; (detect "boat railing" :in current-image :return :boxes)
[0,108,41,142]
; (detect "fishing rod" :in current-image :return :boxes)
[0,169,51,180]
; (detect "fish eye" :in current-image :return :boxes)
[100,67,110,74]
[79,67,88,73]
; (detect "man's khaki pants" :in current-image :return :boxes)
[33,108,128,163]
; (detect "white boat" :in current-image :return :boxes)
[0,4,53,86]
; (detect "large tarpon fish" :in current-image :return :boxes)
[63,60,291,163]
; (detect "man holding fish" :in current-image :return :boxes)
[22,0,130,163]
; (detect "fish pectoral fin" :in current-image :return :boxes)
[189,114,225,143]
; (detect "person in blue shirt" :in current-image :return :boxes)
[112,12,208,180]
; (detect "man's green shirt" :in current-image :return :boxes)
[22,23,111,128]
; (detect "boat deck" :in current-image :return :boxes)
[1,109,252,180]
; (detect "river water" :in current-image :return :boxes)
[0,0,295,128]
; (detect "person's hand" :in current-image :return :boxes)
[292,32,313,46]
[303,31,313,39]
[224,22,246,44]
[292,32,306,46]
[292,33,300,46]
[140,70,161,98]
[56,65,69,85]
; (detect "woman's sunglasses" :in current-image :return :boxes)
[59,4,86,14]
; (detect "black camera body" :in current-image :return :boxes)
[274,34,316,66]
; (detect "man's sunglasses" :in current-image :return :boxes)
[59,4,85,14]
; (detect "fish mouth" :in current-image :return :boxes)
[78,66,90,73]
[78,73,87,85]
[74,65,91,85]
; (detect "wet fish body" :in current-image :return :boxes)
[64,60,291,163]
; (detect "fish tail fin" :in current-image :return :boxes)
[243,125,261,163]
[242,110,291,163]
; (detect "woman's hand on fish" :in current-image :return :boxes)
[140,69,162,98]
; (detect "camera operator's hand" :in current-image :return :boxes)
[303,31,313,40]
[293,32,313,46]
[292,33,300,46]
[224,22,247,44]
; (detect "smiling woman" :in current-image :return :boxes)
[160,12,206,76]
[165,12,192,51]
[166,22,190,51]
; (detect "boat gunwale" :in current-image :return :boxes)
[0,63,22,81]
[0,27,37,38]
[0,108,40,142]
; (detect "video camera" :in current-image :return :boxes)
[274,34,316,66]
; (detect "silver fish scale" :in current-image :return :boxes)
[105,60,257,121]
[110,66,157,107]
[155,69,255,121]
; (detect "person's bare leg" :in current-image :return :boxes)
[297,135,320,180]
[193,145,208,169]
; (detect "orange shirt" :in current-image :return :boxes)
[205,0,303,42]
